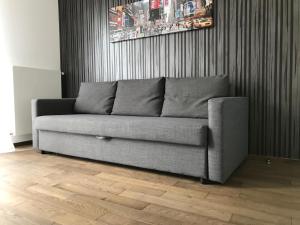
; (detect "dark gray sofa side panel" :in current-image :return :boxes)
[31,98,76,148]
[208,97,249,183]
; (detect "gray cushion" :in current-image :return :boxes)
[34,114,208,146]
[161,76,229,118]
[112,78,165,116]
[74,82,117,114]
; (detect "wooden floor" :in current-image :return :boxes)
[0,148,299,225]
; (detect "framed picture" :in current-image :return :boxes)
[109,0,214,42]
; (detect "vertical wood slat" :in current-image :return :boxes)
[58,0,300,159]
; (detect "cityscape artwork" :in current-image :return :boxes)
[109,0,214,42]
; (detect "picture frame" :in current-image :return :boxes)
[109,0,214,42]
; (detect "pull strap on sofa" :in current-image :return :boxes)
[32,76,248,183]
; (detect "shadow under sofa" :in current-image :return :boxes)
[31,76,248,184]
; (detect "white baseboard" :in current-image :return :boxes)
[11,134,32,143]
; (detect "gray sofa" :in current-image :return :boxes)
[32,76,248,184]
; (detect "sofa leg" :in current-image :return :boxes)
[39,150,47,154]
[200,178,210,185]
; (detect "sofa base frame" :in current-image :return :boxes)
[39,148,214,184]
[38,130,208,179]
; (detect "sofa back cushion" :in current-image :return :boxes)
[161,76,229,118]
[74,82,117,114]
[112,78,165,116]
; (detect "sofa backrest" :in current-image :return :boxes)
[74,76,229,118]
[161,76,229,118]
[111,78,165,117]
[74,82,117,114]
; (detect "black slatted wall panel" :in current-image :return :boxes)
[58,0,300,159]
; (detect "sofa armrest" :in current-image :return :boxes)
[31,98,76,149]
[31,98,76,118]
[208,97,249,183]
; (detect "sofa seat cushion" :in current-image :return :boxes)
[34,115,208,146]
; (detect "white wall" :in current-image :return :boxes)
[0,0,61,146]
[13,66,62,143]
[0,0,61,70]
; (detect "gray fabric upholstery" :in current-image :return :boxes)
[31,98,75,117]
[208,97,249,183]
[162,76,229,118]
[31,94,249,183]
[112,78,165,116]
[31,99,76,149]
[74,82,117,114]
[39,130,207,178]
[35,115,208,146]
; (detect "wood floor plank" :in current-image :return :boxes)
[0,186,27,207]
[230,214,278,225]
[204,193,292,224]
[97,213,151,225]
[239,189,300,206]
[53,213,109,225]
[50,164,101,176]
[46,172,124,194]
[174,180,242,198]
[23,185,108,220]
[161,189,208,204]
[119,190,232,222]
[292,217,300,225]
[56,182,149,210]
[70,194,184,225]
[0,148,299,225]
[143,204,237,225]
[0,199,61,225]
[111,181,167,197]
[77,162,181,185]
[27,184,74,200]
[231,174,300,195]
[0,181,108,221]
[207,192,300,217]
[0,207,49,225]
[96,172,208,199]
[13,198,65,221]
